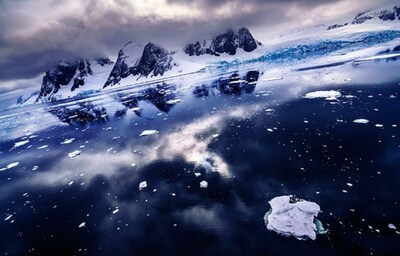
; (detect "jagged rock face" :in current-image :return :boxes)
[237,27,258,52]
[352,6,400,24]
[184,41,218,56]
[327,23,348,30]
[104,45,133,88]
[184,27,260,56]
[132,42,174,77]
[104,42,175,88]
[38,58,113,101]
[38,61,78,98]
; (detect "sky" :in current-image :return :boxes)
[0,0,397,93]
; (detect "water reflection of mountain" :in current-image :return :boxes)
[193,70,260,97]
[49,82,179,125]
[49,103,109,125]
[49,71,259,125]
[138,83,178,113]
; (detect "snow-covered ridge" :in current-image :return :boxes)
[328,5,400,30]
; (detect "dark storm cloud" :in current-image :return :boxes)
[0,0,398,90]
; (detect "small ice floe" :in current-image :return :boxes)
[4,214,13,221]
[139,181,147,190]
[263,76,283,82]
[264,195,326,240]
[68,150,81,158]
[131,163,136,167]
[388,223,397,230]
[32,166,39,171]
[304,90,341,101]
[139,130,159,137]
[166,99,181,105]
[212,134,219,138]
[112,208,119,214]
[200,180,208,188]
[37,145,48,149]
[194,172,201,177]
[1,162,20,171]
[61,138,75,144]
[375,124,384,128]
[78,222,86,228]
[11,139,30,150]
[353,119,369,124]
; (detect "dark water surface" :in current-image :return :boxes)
[0,62,400,255]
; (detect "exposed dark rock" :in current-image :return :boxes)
[184,27,260,56]
[131,42,175,77]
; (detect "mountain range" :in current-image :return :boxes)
[31,27,260,103]
[328,5,400,30]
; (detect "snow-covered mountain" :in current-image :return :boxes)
[104,42,176,88]
[36,58,114,102]
[328,5,400,30]
[27,27,260,103]
[184,27,261,56]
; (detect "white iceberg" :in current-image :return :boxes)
[139,130,159,137]
[353,119,369,124]
[139,181,147,190]
[200,180,208,188]
[68,150,81,158]
[166,99,181,105]
[11,139,30,150]
[264,195,326,240]
[61,138,75,144]
[304,90,341,101]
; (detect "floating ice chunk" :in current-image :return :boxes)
[5,162,19,170]
[12,139,30,149]
[78,222,86,228]
[388,223,397,230]
[112,208,119,214]
[263,76,283,82]
[375,124,384,128]
[194,172,201,177]
[264,195,324,240]
[166,99,181,105]
[139,130,159,137]
[37,145,48,149]
[304,90,341,101]
[61,138,75,144]
[212,134,219,138]
[4,215,13,221]
[353,119,369,124]
[200,180,208,188]
[68,150,81,158]
[131,163,136,167]
[139,181,147,190]
[32,166,39,171]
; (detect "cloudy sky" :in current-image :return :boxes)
[0,0,397,93]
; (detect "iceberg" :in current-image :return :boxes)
[264,195,326,240]
[139,130,159,137]
[304,90,341,101]
[353,119,369,124]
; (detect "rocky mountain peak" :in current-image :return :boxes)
[184,27,261,56]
